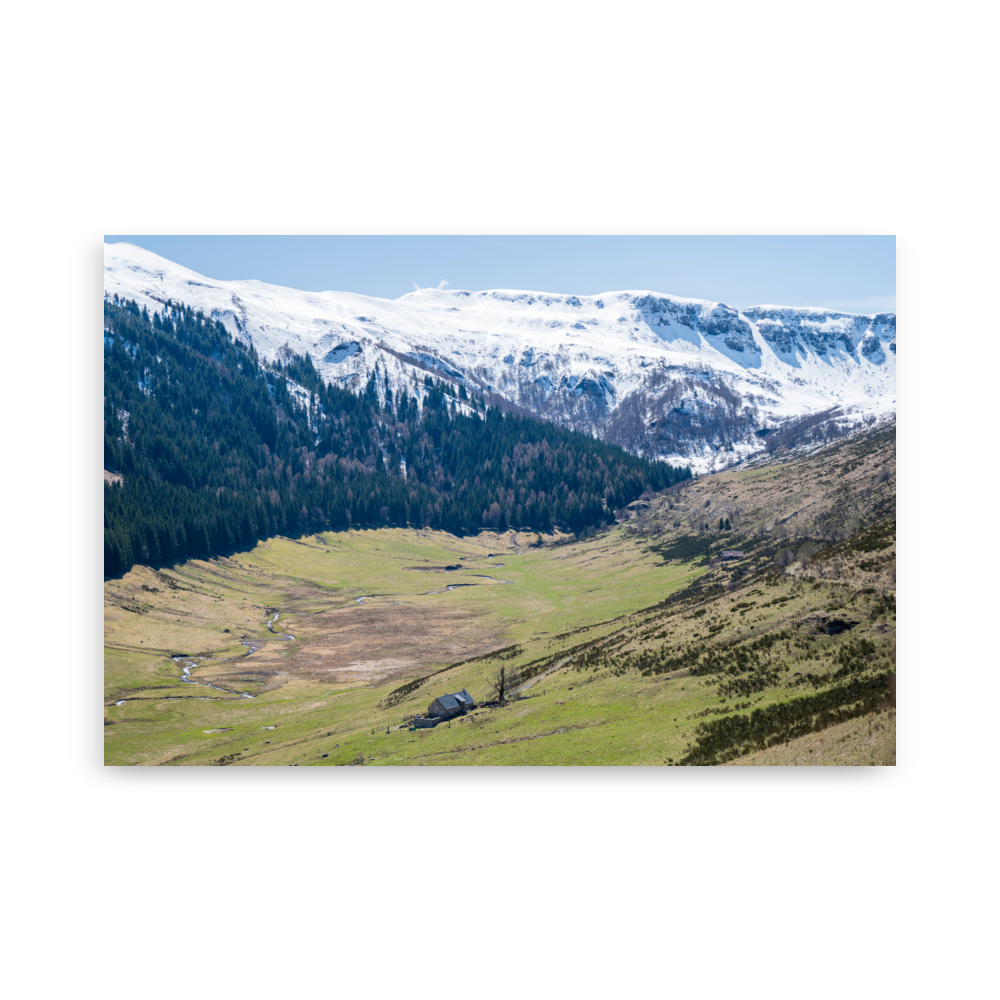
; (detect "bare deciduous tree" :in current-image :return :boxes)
[797,542,821,565]
[488,664,522,705]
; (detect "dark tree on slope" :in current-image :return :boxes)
[488,664,522,706]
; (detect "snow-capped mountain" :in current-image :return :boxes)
[104,242,896,473]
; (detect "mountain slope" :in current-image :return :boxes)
[103,298,688,575]
[105,242,896,472]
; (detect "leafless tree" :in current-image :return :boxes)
[797,542,821,565]
[488,664,523,705]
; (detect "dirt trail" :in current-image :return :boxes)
[517,655,573,694]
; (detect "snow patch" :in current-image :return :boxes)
[104,242,896,467]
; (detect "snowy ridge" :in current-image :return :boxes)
[104,242,896,473]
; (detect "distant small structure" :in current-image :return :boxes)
[721,550,745,560]
[412,689,476,729]
[623,499,651,520]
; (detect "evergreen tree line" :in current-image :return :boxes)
[104,297,689,576]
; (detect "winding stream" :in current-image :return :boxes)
[112,571,517,708]
[112,623,295,707]
[266,611,295,638]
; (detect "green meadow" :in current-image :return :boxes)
[105,513,894,766]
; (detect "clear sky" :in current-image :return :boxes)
[103,235,896,314]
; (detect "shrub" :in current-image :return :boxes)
[679,670,895,765]
[652,535,715,564]
[797,542,822,564]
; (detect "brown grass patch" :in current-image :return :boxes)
[724,709,896,766]
[267,598,508,685]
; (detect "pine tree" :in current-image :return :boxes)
[103,297,690,577]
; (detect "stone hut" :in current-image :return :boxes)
[412,689,476,728]
[428,689,475,719]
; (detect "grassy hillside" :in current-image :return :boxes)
[104,423,895,766]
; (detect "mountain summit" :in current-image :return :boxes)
[104,242,895,471]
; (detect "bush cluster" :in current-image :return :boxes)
[679,671,894,765]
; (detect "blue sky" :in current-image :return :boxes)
[103,235,896,313]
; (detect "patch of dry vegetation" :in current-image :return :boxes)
[724,710,896,766]
[623,420,895,584]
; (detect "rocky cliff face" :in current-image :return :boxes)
[742,306,895,362]
[630,294,760,355]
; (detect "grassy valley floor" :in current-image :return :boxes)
[105,529,895,766]
[105,427,896,766]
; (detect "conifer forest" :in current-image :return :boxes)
[104,298,689,576]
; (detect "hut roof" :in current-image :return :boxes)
[431,689,476,713]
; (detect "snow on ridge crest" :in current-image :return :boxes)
[104,241,896,473]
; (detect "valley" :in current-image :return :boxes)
[102,247,896,767]
[104,423,895,766]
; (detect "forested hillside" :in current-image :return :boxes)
[104,298,689,576]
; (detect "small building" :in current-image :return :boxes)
[721,550,745,560]
[623,499,651,520]
[428,689,475,718]
[412,689,476,728]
